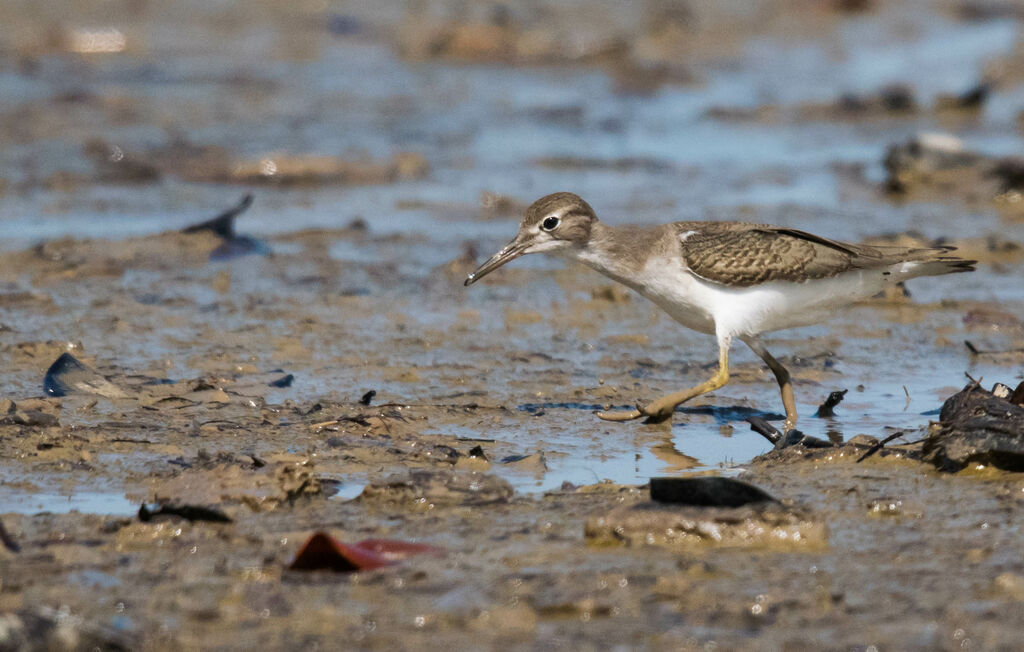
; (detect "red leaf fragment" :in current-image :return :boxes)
[288,531,441,573]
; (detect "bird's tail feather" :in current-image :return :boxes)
[896,247,977,279]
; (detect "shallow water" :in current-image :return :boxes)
[0,487,137,516]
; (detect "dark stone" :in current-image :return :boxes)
[468,445,488,460]
[993,157,1024,192]
[815,389,848,418]
[649,477,778,508]
[182,194,271,260]
[923,383,1024,472]
[1012,381,1024,407]
[878,84,916,111]
[43,353,128,399]
[268,373,294,388]
[138,502,232,523]
[956,83,989,109]
[43,352,88,397]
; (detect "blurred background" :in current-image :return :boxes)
[1,0,1022,249]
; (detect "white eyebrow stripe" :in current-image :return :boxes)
[679,230,698,242]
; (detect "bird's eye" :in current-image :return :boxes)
[541,216,560,231]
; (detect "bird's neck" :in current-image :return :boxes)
[569,222,662,287]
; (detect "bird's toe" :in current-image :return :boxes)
[596,407,644,422]
[637,401,674,423]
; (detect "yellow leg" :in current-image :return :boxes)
[743,337,798,431]
[597,337,731,424]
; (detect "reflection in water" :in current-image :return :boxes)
[649,440,701,473]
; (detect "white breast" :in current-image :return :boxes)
[622,256,892,337]
[615,256,720,334]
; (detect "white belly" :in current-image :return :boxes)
[625,258,891,338]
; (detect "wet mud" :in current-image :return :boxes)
[1,0,1024,649]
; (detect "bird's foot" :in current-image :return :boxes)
[595,400,675,423]
[637,400,675,424]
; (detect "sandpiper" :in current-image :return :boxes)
[464,192,975,428]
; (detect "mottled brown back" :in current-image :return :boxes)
[675,222,975,286]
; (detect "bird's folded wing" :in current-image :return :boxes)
[680,227,880,287]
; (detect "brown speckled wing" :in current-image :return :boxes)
[678,225,864,286]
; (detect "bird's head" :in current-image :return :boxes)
[464,192,597,286]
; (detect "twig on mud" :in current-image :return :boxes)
[310,419,341,430]
[964,340,1024,356]
[856,431,908,463]
[746,416,781,445]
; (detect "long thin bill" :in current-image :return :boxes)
[464,240,526,286]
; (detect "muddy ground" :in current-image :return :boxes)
[2,0,1024,650]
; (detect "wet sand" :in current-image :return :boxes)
[1,0,1024,649]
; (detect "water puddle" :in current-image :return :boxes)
[0,488,138,516]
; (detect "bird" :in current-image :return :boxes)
[464,192,975,429]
